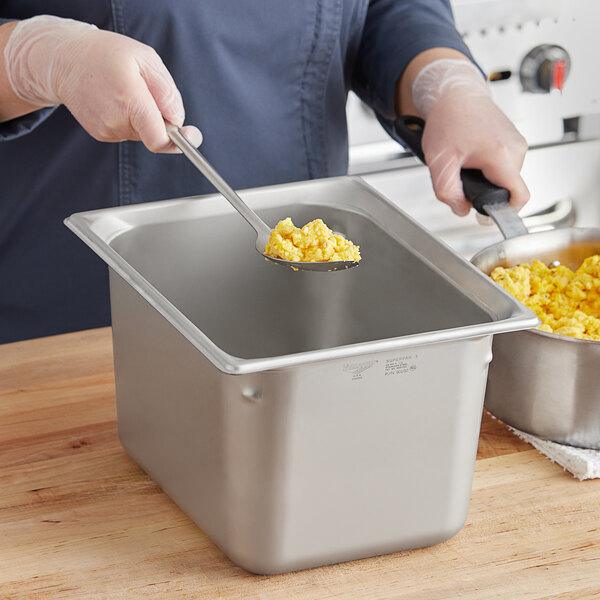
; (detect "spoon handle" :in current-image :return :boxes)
[166,124,272,239]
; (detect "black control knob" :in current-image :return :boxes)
[519,44,571,94]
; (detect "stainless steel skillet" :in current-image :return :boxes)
[395,115,600,449]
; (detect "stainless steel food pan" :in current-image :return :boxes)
[472,228,600,449]
[65,176,537,574]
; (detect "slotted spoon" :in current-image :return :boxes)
[166,124,359,272]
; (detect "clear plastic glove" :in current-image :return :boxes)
[4,15,202,153]
[412,58,529,216]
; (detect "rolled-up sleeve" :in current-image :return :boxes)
[0,108,58,141]
[352,0,476,120]
[0,16,58,141]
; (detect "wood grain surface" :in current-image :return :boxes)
[1,328,599,599]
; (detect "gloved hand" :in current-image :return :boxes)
[412,58,529,217]
[4,15,202,153]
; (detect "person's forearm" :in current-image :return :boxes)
[0,21,45,122]
[394,45,529,216]
[2,15,201,152]
[395,47,472,116]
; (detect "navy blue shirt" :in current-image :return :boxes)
[0,0,474,343]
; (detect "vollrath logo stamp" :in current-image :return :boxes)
[342,360,378,380]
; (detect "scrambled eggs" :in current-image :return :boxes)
[264,217,361,263]
[490,255,600,340]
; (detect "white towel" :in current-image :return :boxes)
[509,427,600,480]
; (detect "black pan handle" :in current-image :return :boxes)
[393,115,510,216]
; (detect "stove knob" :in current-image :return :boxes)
[519,44,571,94]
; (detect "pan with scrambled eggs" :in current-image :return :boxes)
[490,255,600,341]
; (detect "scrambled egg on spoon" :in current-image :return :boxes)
[265,218,361,264]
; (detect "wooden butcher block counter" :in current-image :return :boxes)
[1,328,599,599]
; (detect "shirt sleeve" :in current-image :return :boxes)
[0,17,58,141]
[352,0,479,121]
